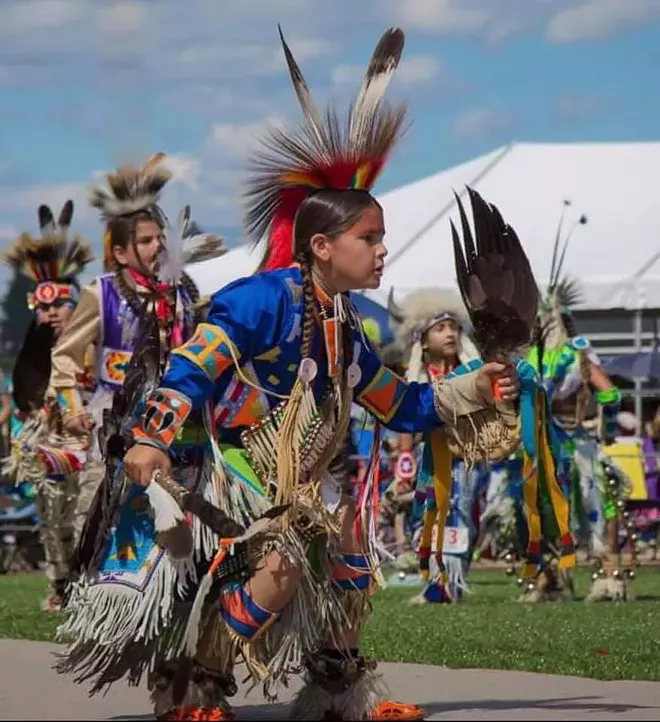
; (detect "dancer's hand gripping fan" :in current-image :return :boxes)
[446,187,540,465]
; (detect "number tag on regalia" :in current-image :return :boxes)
[442,526,469,554]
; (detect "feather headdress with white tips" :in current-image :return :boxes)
[90,152,171,272]
[245,25,408,270]
[89,152,171,223]
[388,287,480,382]
[2,200,94,309]
[2,200,94,412]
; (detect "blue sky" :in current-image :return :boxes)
[0,0,659,289]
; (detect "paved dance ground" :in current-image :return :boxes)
[1,639,659,720]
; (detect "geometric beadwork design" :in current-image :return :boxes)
[101,348,132,386]
[356,366,407,424]
[133,388,193,449]
[171,322,238,381]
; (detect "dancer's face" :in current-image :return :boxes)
[310,203,387,292]
[425,319,460,361]
[36,301,74,338]
[113,219,164,276]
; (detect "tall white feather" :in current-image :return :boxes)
[159,205,189,285]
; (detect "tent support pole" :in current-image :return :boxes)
[633,306,643,424]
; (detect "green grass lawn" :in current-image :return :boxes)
[1,568,659,681]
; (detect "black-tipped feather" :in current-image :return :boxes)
[451,186,539,361]
[38,205,55,236]
[58,200,74,229]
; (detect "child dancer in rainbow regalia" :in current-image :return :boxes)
[527,247,624,600]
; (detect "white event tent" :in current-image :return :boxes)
[187,141,660,311]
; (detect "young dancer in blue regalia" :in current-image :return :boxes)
[58,27,521,722]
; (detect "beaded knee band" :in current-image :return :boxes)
[331,553,372,592]
[219,586,278,642]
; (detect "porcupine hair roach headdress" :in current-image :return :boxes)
[2,201,95,412]
[387,286,480,382]
[89,152,171,272]
[244,25,408,274]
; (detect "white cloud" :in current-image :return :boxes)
[547,0,660,43]
[398,55,443,84]
[452,107,516,138]
[162,154,203,191]
[97,1,143,34]
[333,54,442,86]
[0,183,92,222]
[392,0,490,33]
[0,226,18,241]
[555,94,610,118]
[207,114,286,158]
[0,0,84,34]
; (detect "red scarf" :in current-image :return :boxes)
[427,361,456,380]
[128,268,171,323]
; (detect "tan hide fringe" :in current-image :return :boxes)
[433,375,521,466]
[54,453,266,694]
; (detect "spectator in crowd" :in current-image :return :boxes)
[643,405,660,502]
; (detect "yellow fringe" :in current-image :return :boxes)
[274,378,307,514]
[429,429,453,565]
[538,398,576,570]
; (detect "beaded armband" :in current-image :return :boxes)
[132,388,193,450]
[596,387,621,442]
